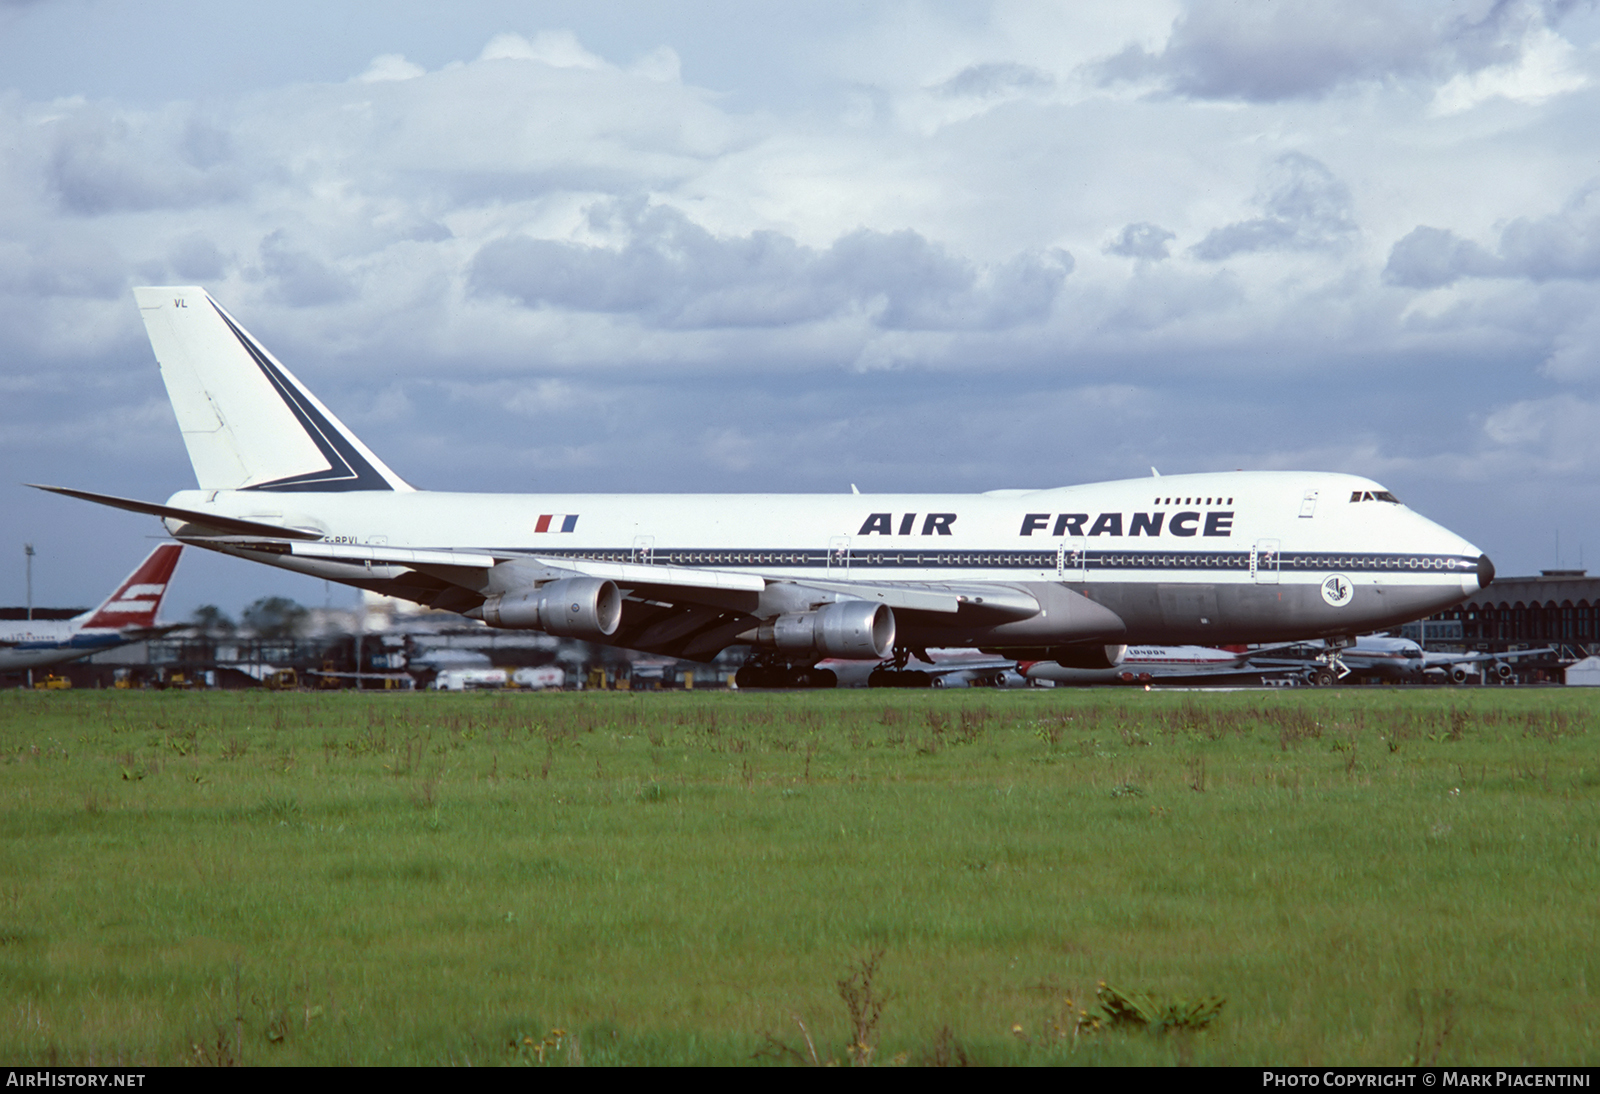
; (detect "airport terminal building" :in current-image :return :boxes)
[1413,569,1600,658]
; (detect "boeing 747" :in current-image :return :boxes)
[35,288,1493,687]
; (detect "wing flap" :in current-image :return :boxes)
[288,541,501,569]
[528,555,768,595]
[787,580,960,614]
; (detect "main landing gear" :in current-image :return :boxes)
[867,646,939,689]
[733,654,838,689]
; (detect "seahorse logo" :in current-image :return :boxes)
[1321,574,1353,607]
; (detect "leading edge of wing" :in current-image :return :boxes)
[284,546,962,618]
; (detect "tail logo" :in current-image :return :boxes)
[98,583,167,614]
[210,301,394,493]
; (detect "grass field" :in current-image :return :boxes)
[1,685,1595,1066]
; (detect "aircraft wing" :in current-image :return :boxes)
[1421,647,1556,667]
[29,485,326,540]
[295,543,1061,659]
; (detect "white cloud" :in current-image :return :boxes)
[1430,24,1586,114]
[1482,395,1600,472]
[480,30,606,70]
[358,54,426,83]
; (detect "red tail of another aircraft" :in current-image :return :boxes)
[83,544,183,630]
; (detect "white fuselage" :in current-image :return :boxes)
[164,468,1487,651]
[0,618,136,672]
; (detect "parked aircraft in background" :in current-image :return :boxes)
[0,544,182,672]
[804,649,1018,689]
[1019,644,1292,686]
[38,287,1493,687]
[1253,635,1554,686]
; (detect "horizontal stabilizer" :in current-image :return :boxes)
[30,484,325,540]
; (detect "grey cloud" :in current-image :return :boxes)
[167,234,229,282]
[1192,153,1355,261]
[1100,268,1244,333]
[1497,188,1600,280]
[179,119,233,171]
[1106,223,1177,261]
[1383,226,1502,288]
[934,62,1054,99]
[45,106,243,216]
[0,236,125,299]
[256,231,355,307]
[469,201,1072,332]
[1093,0,1555,102]
[1385,185,1600,288]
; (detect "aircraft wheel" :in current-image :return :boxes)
[928,675,945,688]
[811,668,838,689]
[867,668,895,688]
[736,665,777,688]
[1312,669,1337,687]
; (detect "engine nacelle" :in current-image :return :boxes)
[754,602,895,659]
[1052,644,1127,671]
[479,578,622,639]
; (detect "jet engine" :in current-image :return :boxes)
[1051,644,1128,671]
[749,602,895,660]
[478,577,622,640]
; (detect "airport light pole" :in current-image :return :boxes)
[24,543,34,689]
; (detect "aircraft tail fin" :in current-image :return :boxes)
[82,544,183,630]
[132,287,413,493]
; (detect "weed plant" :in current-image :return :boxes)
[0,687,1595,1066]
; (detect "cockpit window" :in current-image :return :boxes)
[1349,490,1402,504]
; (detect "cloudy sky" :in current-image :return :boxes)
[5,0,1600,617]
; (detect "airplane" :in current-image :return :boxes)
[806,649,1019,689]
[33,287,1495,687]
[1251,634,1555,686]
[1019,644,1295,686]
[0,544,183,673]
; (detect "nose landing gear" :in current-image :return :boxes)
[1304,636,1354,686]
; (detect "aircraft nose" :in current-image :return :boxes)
[1475,554,1495,592]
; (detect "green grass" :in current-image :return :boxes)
[1,686,1595,1065]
